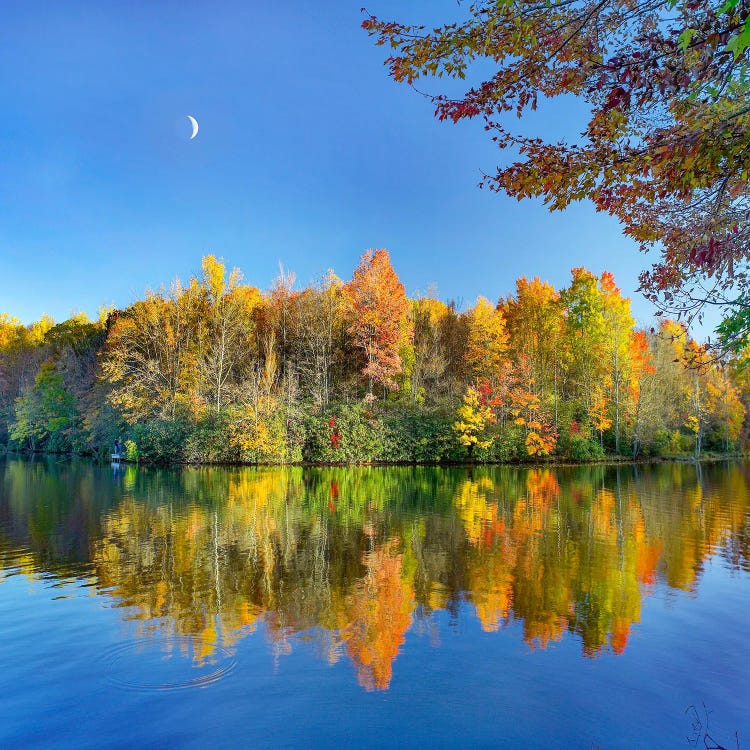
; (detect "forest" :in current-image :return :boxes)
[0,250,747,464]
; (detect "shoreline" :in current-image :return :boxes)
[1,448,747,470]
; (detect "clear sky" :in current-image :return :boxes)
[1,0,687,331]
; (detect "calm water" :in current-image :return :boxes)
[1,459,748,749]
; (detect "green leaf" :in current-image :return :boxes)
[717,0,740,15]
[678,27,697,52]
[725,16,750,60]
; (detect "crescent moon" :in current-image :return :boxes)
[187,115,199,140]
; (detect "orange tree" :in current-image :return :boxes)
[345,249,411,395]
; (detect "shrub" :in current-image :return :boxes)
[381,407,458,462]
[469,425,526,463]
[303,402,386,463]
[569,435,604,461]
[133,420,188,463]
[124,439,139,462]
[45,430,73,454]
[183,416,240,464]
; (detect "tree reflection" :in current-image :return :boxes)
[1,459,749,689]
[334,535,413,691]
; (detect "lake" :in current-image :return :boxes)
[0,458,748,748]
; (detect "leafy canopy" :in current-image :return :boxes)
[363,0,750,337]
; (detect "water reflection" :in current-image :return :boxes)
[1,459,749,691]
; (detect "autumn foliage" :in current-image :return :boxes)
[363,1,750,332]
[0,252,746,463]
[345,249,410,393]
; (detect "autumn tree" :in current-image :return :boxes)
[626,331,656,457]
[294,272,345,409]
[437,301,471,397]
[364,1,750,332]
[0,314,32,440]
[345,249,411,394]
[501,278,564,423]
[590,389,613,450]
[634,321,694,452]
[227,383,287,463]
[229,300,289,462]
[102,282,201,422]
[267,263,297,380]
[409,296,450,402]
[454,381,497,458]
[0,314,54,437]
[502,355,558,457]
[560,268,609,420]
[465,296,509,385]
[684,340,712,457]
[706,358,745,450]
[197,255,260,415]
[600,272,636,452]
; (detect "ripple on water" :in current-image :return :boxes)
[101,636,236,692]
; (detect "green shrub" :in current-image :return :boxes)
[45,430,73,454]
[671,430,687,454]
[467,425,524,463]
[183,416,240,464]
[569,435,604,461]
[303,402,386,463]
[133,420,188,463]
[652,428,691,456]
[124,439,139,462]
[381,407,458,462]
[491,426,528,462]
[652,429,671,456]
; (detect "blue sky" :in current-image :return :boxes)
[1,0,676,330]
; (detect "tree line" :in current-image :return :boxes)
[0,250,747,463]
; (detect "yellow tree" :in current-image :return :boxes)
[197,255,260,415]
[684,339,711,458]
[409,296,450,402]
[710,361,745,451]
[453,382,496,459]
[600,272,636,453]
[465,296,508,385]
[625,331,655,457]
[590,388,613,449]
[501,277,563,423]
[102,283,201,422]
[294,271,345,409]
[701,356,744,453]
[0,314,55,422]
[0,315,28,434]
[227,391,286,463]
